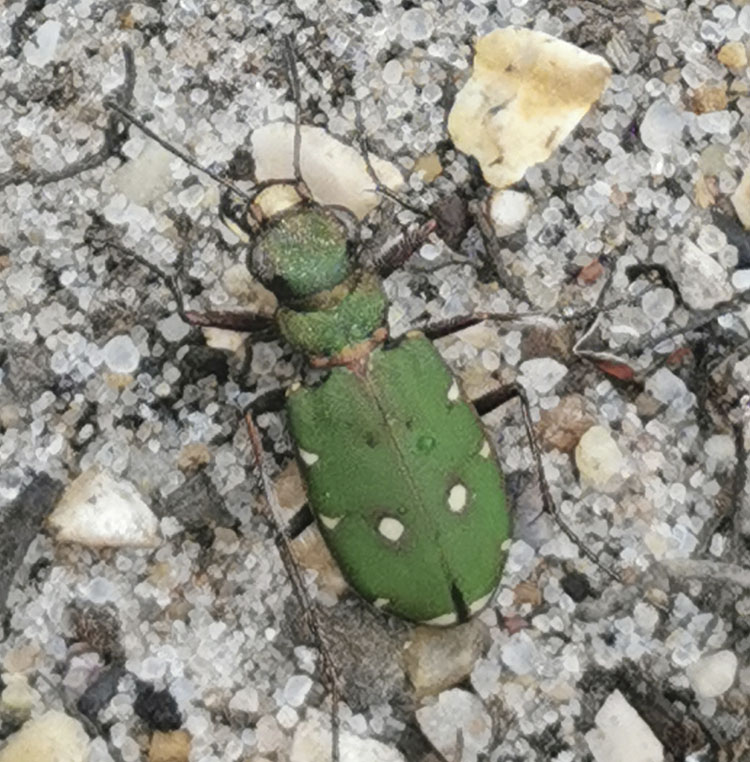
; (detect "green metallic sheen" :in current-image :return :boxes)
[286,333,510,623]
[277,270,388,356]
[253,206,350,298]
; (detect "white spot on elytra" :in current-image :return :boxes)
[479,440,491,458]
[320,514,341,530]
[468,591,493,615]
[299,448,319,466]
[373,598,389,609]
[422,611,458,626]
[447,380,460,402]
[448,483,468,513]
[378,517,405,542]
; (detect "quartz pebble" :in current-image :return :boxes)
[0,711,90,762]
[400,8,434,41]
[103,335,141,374]
[519,358,568,395]
[449,28,611,188]
[251,124,403,220]
[290,710,405,762]
[111,143,175,206]
[415,689,492,762]
[686,650,738,698]
[640,100,684,154]
[669,241,732,310]
[47,467,160,548]
[488,190,533,236]
[585,690,664,762]
[575,425,625,492]
[23,20,61,67]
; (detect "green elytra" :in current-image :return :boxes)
[251,198,511,625]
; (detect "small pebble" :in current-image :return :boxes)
[416,688,492,762]
[585,690,663,762]
[290,710,405,762]
[519,358,568,395]
[400,8,434,41]
[686,650,738,698]
[575,425,625,492]
[48,468,160,548]
[640,100,684,154]
[103,335,141,373]
[488,190,533,236]
[404,620,489,698]
[717,41,747,69]
[0,711,90,762]
[148,730,191,762]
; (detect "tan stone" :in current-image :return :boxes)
[694,174,718,209]
[149,730,191,762]
[536,394,595,453]
[687,84,728,114]
[177,442,212,473]
[448,28,611,188]
[718,41,748,69]
[404,620,489,697]
[414,152,443,182]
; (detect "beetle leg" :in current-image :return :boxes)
[91,234,278,336]
[367,219,437,277]
[246,414,341,762]
[472,382,622,583]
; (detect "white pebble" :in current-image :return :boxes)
[585,690,663,762]
[686,650,738,698]
[102,335,140,373]
[283,675,313,708]
[382,59,403,85]
[519,358,568,394]
[400,8,434,41]
[416,689,492,762]
[640,100,684,154]
[48,468,160,548]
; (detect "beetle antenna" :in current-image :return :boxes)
[104,98,254,203]
[245,413,342,762]
[282,35,305,188]
[354,101,428,217]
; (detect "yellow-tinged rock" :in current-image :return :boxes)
[148,730,191,762]
[0,674,35,719]
[448,28,611,188]
[718,41,747,69]
[413,152,443,182]
[0,711,89,762]
[575,425,625,492]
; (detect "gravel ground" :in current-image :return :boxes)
[1,2,750,761]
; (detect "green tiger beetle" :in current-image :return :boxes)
[104,38,619,762]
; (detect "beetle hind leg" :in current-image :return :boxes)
[473,382,622,584]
